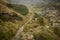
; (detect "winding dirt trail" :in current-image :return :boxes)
[12,13,33,40]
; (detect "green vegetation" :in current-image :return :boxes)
[0,1,25,40]
[0,0,60,40]
[8,4,29,16]
[0,22,20,40]
[37,17,45,26]
[0,13,23,21]
[34,13,39,18]
[33,33,46,40]
[53,27,60,37]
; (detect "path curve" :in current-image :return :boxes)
[12,12,33,40]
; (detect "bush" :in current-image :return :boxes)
[53,27,60,37]
[33,33,46,40]
[37,17,45,26]
[9,4,29,16]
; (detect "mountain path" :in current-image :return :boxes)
[12,11,33,40]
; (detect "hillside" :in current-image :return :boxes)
[0,0,60,40]
[0,0,31,40]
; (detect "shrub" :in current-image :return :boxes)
[9,4,29,16]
